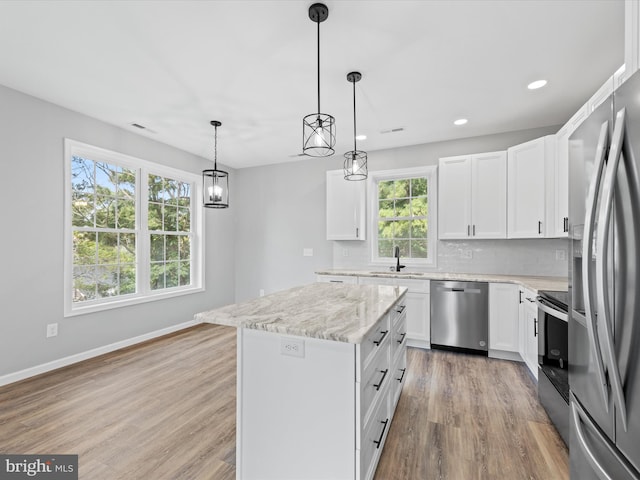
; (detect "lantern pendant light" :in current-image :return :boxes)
[302,3,335,157]
[344,71,367,180]
[202,120,229,208]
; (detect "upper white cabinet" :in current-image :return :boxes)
[326,169,366,241]
[507,136,556,238]
[626,0,640,78]
[438,151,507,239]
[553,126,570,237]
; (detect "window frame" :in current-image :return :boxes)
[368,166,438,267]
[63,139,204,317]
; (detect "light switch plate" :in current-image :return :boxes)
[303,248,313,257]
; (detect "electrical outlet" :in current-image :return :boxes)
[555,249,567,261]
[281,337,305,358]
[342,248,349,257]
[46,323,58,338]
[259,289,265,297]
[461,249,473,259]
[303,248,313,257]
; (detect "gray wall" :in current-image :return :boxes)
[234,125,567,301]
[0,84,236,377]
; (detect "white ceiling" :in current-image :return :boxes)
[0,0,624,169]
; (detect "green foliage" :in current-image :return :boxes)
[377,177,429,259]
[71,158,193,303]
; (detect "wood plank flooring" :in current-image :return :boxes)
[0,324,568,479]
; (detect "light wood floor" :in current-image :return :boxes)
[0,324,568,479]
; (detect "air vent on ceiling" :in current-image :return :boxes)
[380,127,405,134]
[130,123,157,134]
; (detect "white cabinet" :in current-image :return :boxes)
[553,126,570,238]
[488,283,519,360]
[518,287,538,379]
[316,274,358,285]
[326,169,366,240]
[438,151,507,239]
[626,0,640,78]
[358,276,430,349]
[507,136,555,238]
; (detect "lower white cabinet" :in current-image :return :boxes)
[357,276,430,349]
[488,283,520,360]
[519,287,539,379]
[237,295,407,480]
[316,274,359,285]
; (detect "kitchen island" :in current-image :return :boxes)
[195,282,408,480]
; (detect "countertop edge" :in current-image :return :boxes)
[315,270,567,293]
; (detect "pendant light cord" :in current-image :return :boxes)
[352,79,357,153]
[317,19,321,114]
[213,124,218,170]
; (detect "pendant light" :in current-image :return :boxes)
[302,3,335,157]
[344,71,367,180]
[202,120,229,208]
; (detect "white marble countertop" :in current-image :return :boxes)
[195,283,408,344]
[315,269,568,293]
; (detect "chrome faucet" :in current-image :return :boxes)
[394,246,406,272]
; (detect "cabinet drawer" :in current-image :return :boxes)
[360,314,391,369]
[316,274,358,284]
[360,385,390,480]
[395,278,430,293]
[390,299,407,325]
[391,315,407,363]
[358,276,397,287]
[361,341,391,427]
[391,351,407,409]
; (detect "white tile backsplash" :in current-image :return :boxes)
[333,238,568,277]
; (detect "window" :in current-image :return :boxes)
[64,140,203,316]
[370,166,437,265]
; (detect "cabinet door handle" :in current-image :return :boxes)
[373,419,389,448]
[397,368,406,383]
[373,330,388,346]
[519,290,523,304]
[564,217,569,233]
[355,227,359,238]
[397,333,406,344]
[538,221,543,234]
[395,305,406,314]
[373,369,388,390]
[473,224,476,236]
[329,280,343,283]
[534,317,538,337]
[467,225,471,236]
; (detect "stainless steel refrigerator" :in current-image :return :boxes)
[569,69,640,479]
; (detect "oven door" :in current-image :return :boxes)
[537,296,568,367]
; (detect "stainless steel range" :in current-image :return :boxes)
[536,290,569,445]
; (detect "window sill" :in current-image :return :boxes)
[64,286,205,317]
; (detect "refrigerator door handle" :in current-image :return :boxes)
[582,120,610,408]
[596,107,628,432]
[571,395,640,480]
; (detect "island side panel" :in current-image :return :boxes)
[237,328,356,480]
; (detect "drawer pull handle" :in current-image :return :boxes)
[329,280,343,283]
[397,368,406,383]
[373,330,388,346]
[374,369,388,390]
[373,419,389,449]
[397,333,406,344]
[395,305,406,314]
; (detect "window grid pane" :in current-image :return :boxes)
[376,176,428,260]
[71,156,138,304]
[148,173,192,292]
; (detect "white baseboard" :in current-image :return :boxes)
[0,319,201,387]
[406,338,430,350]
[488,349,523,362]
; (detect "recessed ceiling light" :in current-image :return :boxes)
[454,118,468,126]
[527,79,548,90]
[356,134,367,141]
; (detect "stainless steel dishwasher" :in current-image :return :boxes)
[430,280,489,353]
